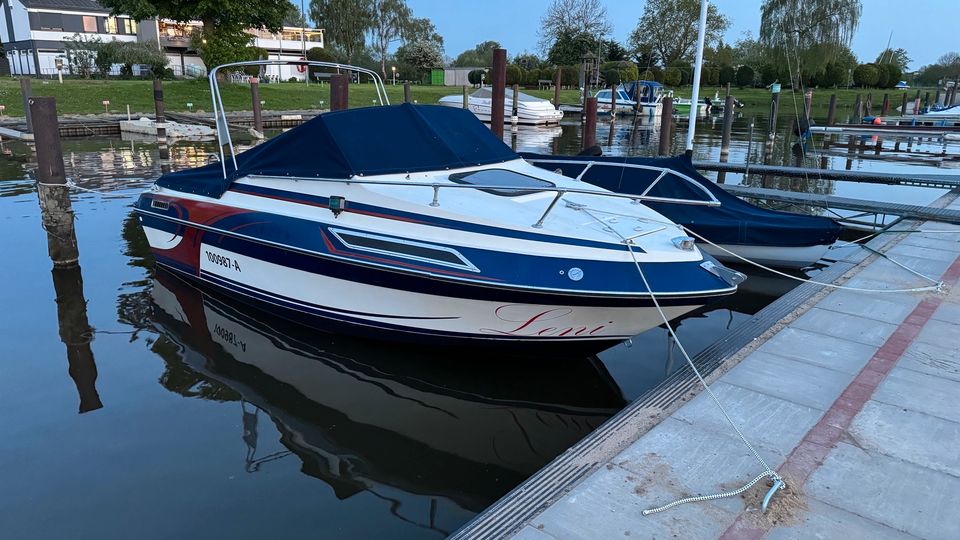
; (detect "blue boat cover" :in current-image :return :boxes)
[523,152,843,248]
[157,104,518,198]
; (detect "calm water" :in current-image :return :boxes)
[0,110,951,538]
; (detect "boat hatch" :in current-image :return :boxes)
[449,169,556,197]
[330,228,479,272]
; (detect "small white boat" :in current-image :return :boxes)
[438,87,563,125]
[593,88,638,114]
[119,117,215,139]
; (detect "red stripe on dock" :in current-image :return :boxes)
[720,255,960,540]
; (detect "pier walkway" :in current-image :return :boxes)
[457,195,960,539]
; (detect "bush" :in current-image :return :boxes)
[288,76,299,82]
[662,67,682,87]
[242,46,269,76]
[306,46,337,79]
[467,69,485,85]
[505,64,523,86]
[735,65,755,87]
[873,63,890,89]
[818,61,847,87]
[604,69,621,86]
[719,65,736,86]
[639,69,656,82]
[853,63,879,87]
[703,67,719,86]
[758,64,778,86]
[599,60,638,85]
[561,65,578,88]
[522,68,539,86]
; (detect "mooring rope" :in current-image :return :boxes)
[577,206,786,515]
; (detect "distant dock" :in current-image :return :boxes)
[454,189,960,539]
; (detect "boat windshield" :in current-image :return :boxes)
[449,169,555,196]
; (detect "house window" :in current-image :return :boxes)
[105,17,118,34]
[123,19,137,34]
[82,16,96,33]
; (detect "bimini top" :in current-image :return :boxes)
[157,103,519,198]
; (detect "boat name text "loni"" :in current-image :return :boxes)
[481,305,612,337]
[205,250,242,272]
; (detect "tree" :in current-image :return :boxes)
[818,61,847,87]
[405,17,442,48]
[629,0,730,67]
[547,30,600,66]
[283,1,306,27]
[853,63,878,87]
[719,65,736,86]
[735,65,754,87]
[875,47,910,70]
[191,26,256,73]
[916,52,960,86]
[514,52,542,70]
[538,0,611,53]
[64,33,99,78]
[310,0,372,64]
[760,0,861,78]
[101,0,290,73]
[873,63,890,88]
[451,40,501,67]
[396,40,443,78]
[367,0,412,78]
[600,60,638,84]
[662,67,682,86]
[604,40,628,62]
[705,39,735,67]
[732,31,764,69]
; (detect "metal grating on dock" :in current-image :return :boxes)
[720,184,960,225]
[449,225,911,540]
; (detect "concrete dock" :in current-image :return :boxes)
[457,195,960,539]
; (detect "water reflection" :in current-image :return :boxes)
[148,270,626,533]
[52,264,103,413]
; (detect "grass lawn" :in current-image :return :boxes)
[0,78,582,116]
[0,77,934,117]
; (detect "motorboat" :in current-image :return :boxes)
[150,270,626,527]
[438,86,563,125]
[621,80,666,116]
[135,60,744,351]
[670,96,708,115]
[593,87,638,115]
[524,152,843,269]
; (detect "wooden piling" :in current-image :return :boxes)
[826,94,837,125]
[31,96,78,267]
[490,49,506,138]
[609,83,618,119]
[900,93,908,116]
[853,94,862,122]
[803,90,812,120]
[934,89,942,107]
[511,83,519,125]
[583,97,597,150]
[767,89,780,141]
[881,93,890,117]
[330,74,349,111]
[462,85,468,109]
[153,79,170,160]
[923,91,930,110]
[720,95,735,158]
[865,93,873,117]
[249,77,263,134]
[20,78,33,133]
[553,68,561,110]
[404,81,411,104]
[658,97,673,156]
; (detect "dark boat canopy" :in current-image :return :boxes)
[157,104,519,198]
[524,152,843,249]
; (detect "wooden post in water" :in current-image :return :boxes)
[803,90,812,120]
[20,78,33,133]
[725,82,731,97]
[462,85,468,109]
[249,77,263,135]
[720,94,735,158]
[609,83,618,119]
[767,87,780,144]
[152,79,170,161]
[583,97,597,150]
[511,83,519,126]
[658,96,673,156]
[31,97,78,267]
[330,74,348,111]
[923,91,930,111]
[864,93,872,117]
[403,82,411,104]
[826,94,837,125]
[934,89,942,108]
[881,93,890,117]
[490,49,506,138]
[853,94,862,123]
[553,68,561,110]
[900,92,908,116]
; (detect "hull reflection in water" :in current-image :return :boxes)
[150,271,626,532]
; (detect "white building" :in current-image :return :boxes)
[0,0,324,79]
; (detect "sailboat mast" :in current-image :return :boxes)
[685,0,709,152]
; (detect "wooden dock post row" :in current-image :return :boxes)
[249,77,263,135]
[330,74,349,111]
[152,79,170,161]
[490,48,506,138]
[826,94,837,126]
[582,97,597,150]
[658,96,673,156]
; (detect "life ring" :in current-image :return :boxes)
[296,58,306,73]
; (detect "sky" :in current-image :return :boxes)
[404,0,955,70]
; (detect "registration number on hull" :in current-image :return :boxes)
[204,250,242,272]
